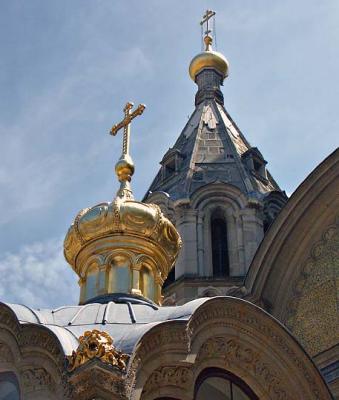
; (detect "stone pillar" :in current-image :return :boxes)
[241,208,264,272]
[78,278,86,305]
[196,212,205,275]
[174,206,198,278]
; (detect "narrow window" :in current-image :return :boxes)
[211,210,229,277]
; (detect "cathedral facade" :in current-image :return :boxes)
[0,11,337,400]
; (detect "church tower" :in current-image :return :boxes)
[144,11,287,304]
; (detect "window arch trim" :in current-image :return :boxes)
[194,367,258,400]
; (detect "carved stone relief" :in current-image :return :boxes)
[285,220,339,356]
[21,367,55,394]
[0,342,14,362]
[197,337,288,399]
[142,366,193,395]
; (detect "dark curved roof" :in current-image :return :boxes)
[2,297,209,355]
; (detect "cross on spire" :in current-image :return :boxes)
[109,102,146,200]
[200,10,215,37]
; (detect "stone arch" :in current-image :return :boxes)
[284,222,339,357]
[129,297,332,400]
[244,149,339,387]
[128,320,190,400]
[0,303,70,399]
[190,183,260,277]
[201,201,241,277]
[190,182,247,211]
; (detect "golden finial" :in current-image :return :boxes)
[109,102,146,199]
[200,10,215,51]
[189,10,229,81]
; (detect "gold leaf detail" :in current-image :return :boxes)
[67,329,129,372]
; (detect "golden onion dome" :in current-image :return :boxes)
[63,102,182,306]
[64,199,181,275]
[189,35,229,81]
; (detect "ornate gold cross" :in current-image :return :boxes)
[109,102,146,200]
[109,102,146,156]
[200,9,215,36]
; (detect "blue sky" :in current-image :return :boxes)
[0,1,338,308]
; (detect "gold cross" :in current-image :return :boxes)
[109,102,146,156]
[200,9,215,36]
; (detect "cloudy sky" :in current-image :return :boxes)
[0,1,338,308]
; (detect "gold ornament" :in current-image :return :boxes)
[67,329,129,372]
[189,10,229,81]
[64,101,182,305]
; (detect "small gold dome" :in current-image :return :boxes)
[64,200,181,267]
[64,198,182,304]
[189,50,229,81]
[189,36,229,81]
[63,101,182,305]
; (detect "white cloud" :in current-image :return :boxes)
[0,237,78,309]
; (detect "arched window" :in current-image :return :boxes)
[211,209,229,277]
[195,368,258,400]
[140,265,155,302]
[0,372,20,400]
[110,255,132,294]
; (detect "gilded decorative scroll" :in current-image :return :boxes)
[67,329,129,372]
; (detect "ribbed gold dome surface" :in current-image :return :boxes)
[189,35,229,81]
[64,199,181,270]
[64,196,182,305]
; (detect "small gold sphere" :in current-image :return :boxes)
[189,50,229,81]
[115,154,134,182]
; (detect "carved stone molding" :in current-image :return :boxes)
[143,366,193,395]
[136,327,187,361]
[285,219,339,356]
[68,367,127,400]
[0,342,14,362]
[0,306,21,336]
[19,326,64,365]
[187,299,327,399]
[198,337,288,399]
[21,367,55,394]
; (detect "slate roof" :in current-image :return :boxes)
[144,98,282,202]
